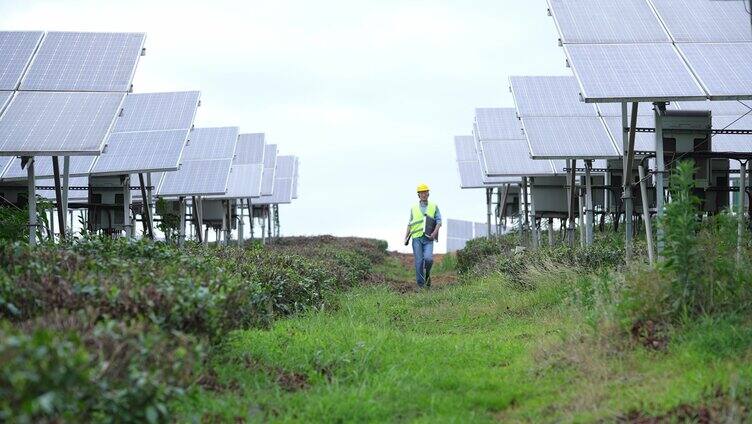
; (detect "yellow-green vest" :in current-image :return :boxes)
[409,202,437,239]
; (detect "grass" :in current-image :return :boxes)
[174,260,752,422]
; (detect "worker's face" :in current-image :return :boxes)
[418,191,429,201]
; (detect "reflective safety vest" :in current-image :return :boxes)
[409,202,437,239]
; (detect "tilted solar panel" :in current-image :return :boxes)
[454,135,519,188]
[563,43,707,103]
[158,158,232,197]
[510,75,598,117]
[21,32,145,92]
[292,159,300,199]
[0,91,124,155]
[260,144,278,196]
[112,91,200,132]
[179,127,238,161]
[480,140,559,176]
[446,238,468,253]
[474,108,524,140]
[90,130,189,175]
[547,0,670,44]
[712,115,752,153]
[0,31,43,90]
[650,0,752,43]
[522,116,621,159]
[454,135,478,162]
[447,219,473,239]
[205,164,264,199]
[678,43,752,100]
[1,156,94,180]
[235,133,265,165]
[254,156,297,205]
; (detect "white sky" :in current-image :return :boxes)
[0,0,570,252]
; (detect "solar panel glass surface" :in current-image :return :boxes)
[158,158,232,196]
[650,0,752,43]
[254,178,294,205]
[235,133,265,164]
[0,91,12,115]
[21,32,145,92]
[678,43,752,100]
[547,0,670,44]
[447,219,474,239]
[446,238,468,253]
[510,76,597,117]
[522,116,621,158]
[180,127,238,161]
[260,144,277,195]
[91,129,189,175]
[206,164,264,199]
[474,108,524,140]
[480,140,558,176]
[0,31,43,90]
[2,156,94,180]
[112,91,200,132]
[712,115,752,152]
[563,43,707,102]
[0,91,123,155]
[454,135,478,162]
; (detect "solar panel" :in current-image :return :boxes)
[254,156,296,205]
[292,160,299,199]
[522,116,621,158]
[112,91,200,132]
[474,108,525,140]
[455,135,519,188]
[0,31,44,90]
[474,222,487,239]
[447,219,474,239]
[1,156,94,181]
[480,140,559,176]
[650,0,752,43]
[90,130,189,175]
[0,91,12,115]
[158,158,232,197]
[678,43,752,100]
[455,135,478,162]
[260,144,278,196]
[547,0,670,44]
[563,43,707,103]
[205,164,264,199]
[235,133,265,164]
[0,91,124,155]
[0,156,11,177]
[180,127,238,161]
[712,115,752,153]
[446,238,468,253]
[510,76,598,117]
[676,100,752,116]
[601,115,658,152]
[21,32,146,92]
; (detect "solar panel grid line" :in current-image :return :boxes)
[0,31,44,90]
[253,177,294,205]
[474,108,526,141]
[111,91,200,133]
[235,133,266,165]
[260,144,278,196]
[710,115,752,153]
[179,126,238,162]
[203,163,264,199]
[157,158,232,197]
[20,32,146,92]
[0,91,125,156]
[509,75,599,117]
[480,140,561,176]
[0,91,13,116]
[546,0,671,44]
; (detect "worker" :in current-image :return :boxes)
[404,183,442,288]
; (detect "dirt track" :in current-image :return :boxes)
[369,252,459,293]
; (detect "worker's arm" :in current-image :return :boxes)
[404,225,411,245]
[430,222,441,240]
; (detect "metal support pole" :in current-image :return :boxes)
[27,157,41,244]
[495,187,502,236]
[623,102,639,262]
[62,156,70,216]
[638,165,655,266]
[529,179,538,250]
[548,218,554,246]
[238,200,245,247]
[224,200,232,245]
[654,103,666,254]
[738,161,747,264]
[191,196,203,243]
[51,156,66,241]
[267,206,272,239]
[486,188,492,238]
[179,197,186,246]
[579,186,586,248]
[585,159,594,245]
[567,159,577,247]
[123,175,132,239]
[138,173,154,240]
[248,198,254,241]
[522,177,530,246]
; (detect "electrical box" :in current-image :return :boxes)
[201,199,238,230]
[530,176,571,217]
[607,159,657,213]
[88,175,129,232]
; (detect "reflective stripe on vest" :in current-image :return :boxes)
[409,202,437,239]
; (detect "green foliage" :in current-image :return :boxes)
[456,235,517,274]
[0,205,28,242]
[155,198,180,242]
[0,315,201,423]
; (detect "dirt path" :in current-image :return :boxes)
[368,252,459,293]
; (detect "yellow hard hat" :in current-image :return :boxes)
[416,183,429,193]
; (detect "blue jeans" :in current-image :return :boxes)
[411,236,434,287]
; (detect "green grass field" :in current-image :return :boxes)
[175,256,752,423]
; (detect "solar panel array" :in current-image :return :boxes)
[235,133,265,165]
[2,156,95,181]
[549,0,752,103]
[0,32,44,90]
[158,126,238,197]
[205,132,266,200]
[90,91,200,175]
[454,135,519,188]
[254,155,296,205]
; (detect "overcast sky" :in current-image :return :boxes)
[0,0,570,252]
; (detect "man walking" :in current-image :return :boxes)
[405,183,442,288]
